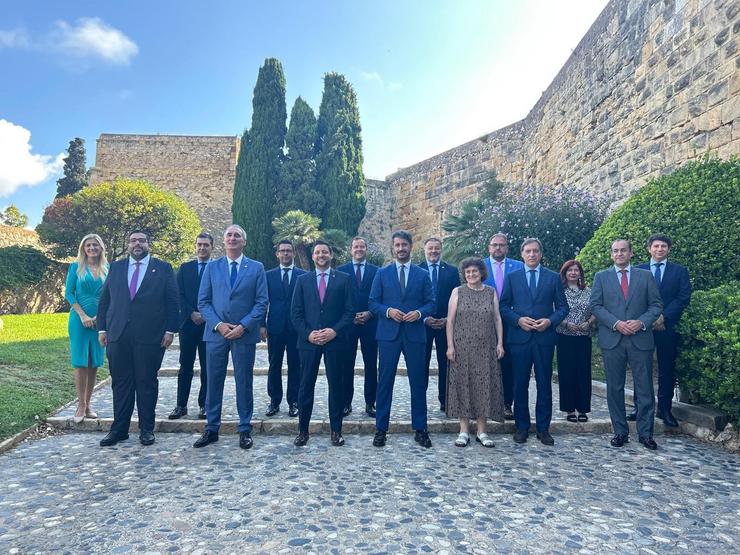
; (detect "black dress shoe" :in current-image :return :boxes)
[372,430,386,447]
[639,436,658,450]
[139,431,155,446]
[294,431,309,447]
[365,404,376,417]
[193,430,219,448]
[239,432,253,449]
[536,431,555,446]
[414,430,432,448]
[99,432,129,447]
[504,406,514,421]
[342,406,352,417]
[197,406,207,419]
[168,406,187,420]
[439,403,446,412]
[331,431,345,446]
[610,433,629,447]
[288,403,299,418]
[513,429,528,443]
[265,404,280,417]
[661,412,679,427]
[626,409,638,421]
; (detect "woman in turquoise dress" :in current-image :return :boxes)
[66,233,109,423]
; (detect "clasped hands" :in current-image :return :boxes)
[387,308,421,323]
[308,328,337,345]
[353,311,372,325]
[615,319,644,335]
[425,316,446,330]
[652,314,665,331]
[80,314,96,329]
[518,317,551,332]
[217,322,246,340]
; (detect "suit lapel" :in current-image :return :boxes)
[626,268,639,306]
[611,269,628,307]
[231,258,249,292]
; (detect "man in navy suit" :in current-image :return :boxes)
[419,237,460,412]
[631,233,691,427]
[369,230,436,448]
[97,230,179,447]
[194,224,268,450]
[261,240,306,418]
[337,236,379,417]
[169,232,213,421]
[500,238,569,446]
[291,241,354,447]
[483,232,524,419]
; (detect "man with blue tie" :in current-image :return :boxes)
[499,238,569,446]
[419,237,460,412]
[484,232,524,419]
[261,240,306,418]
[631,233,691,427]
[169,233,214,420]
[337,236,379,417]
[369,230,436,448]
[194,224,268,450]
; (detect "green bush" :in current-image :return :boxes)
[676,281,740,429]
[578,156,740,290]
[0,246,55,291]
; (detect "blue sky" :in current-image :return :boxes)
[1,0,608,226]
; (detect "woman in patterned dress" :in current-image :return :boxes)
[445,257,505,447]
[555,260,595,423]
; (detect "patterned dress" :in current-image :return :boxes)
[446,285,505,421]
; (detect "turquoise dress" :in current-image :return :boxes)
[66,262,107,368]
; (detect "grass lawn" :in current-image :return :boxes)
[0,313,106,441]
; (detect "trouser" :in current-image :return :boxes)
[510,341,555,433]
[376,339,427,432]
[298,348,344,433]
[175,323,207,408]
[342,324,378,408]
[424,326,448,406]
[556,334,592,413]
[205,340,256,434]
[266,329,301,407]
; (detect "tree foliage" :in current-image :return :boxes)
[56,137,88,197]
[271,210,321,269]
[0,204,28,227]
[37,178,200,264]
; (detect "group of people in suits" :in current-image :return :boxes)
[79,222,690,452]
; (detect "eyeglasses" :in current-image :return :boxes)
[490,243,507,248]
[129,238,148,244]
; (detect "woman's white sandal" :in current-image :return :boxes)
[454,432,470,447]
[476,433,495,448]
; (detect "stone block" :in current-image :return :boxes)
[708,78,730,105]
[708,123,733,148]
[721,94,740,123]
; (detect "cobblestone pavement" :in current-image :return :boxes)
[0,433,737,554]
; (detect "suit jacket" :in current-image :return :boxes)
[290,270,354,351]
[97,257,179,344]
[369,263,436,343]
[636,261,691,330]
[264,266,307,335]
[419,260,460,318]
[483,257,524,293]
[499,266,569,346]
[177,259,207,331]
[336,261,379,313]
[589,266,663,351]
[198,256,268,344]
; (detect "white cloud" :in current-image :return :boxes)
[0,120,64,197]
[0,28,30,48]
[54,17,138,65]
[359,70,403,92]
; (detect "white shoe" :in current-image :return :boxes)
[476,433,495,448]
[73,414,85,424]
[85,409,98,419]
[454,432,470,447]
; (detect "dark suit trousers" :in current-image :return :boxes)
[298,348,344,433]
[376,338,427,432]
[509,341,555,433]
[176,323,207,408]
[424,327,447,405]
[654,329,678,413]
[107,324,165,435]
[501,328,515,408]
[556,334,592,413]
[205,340,256,434]
[343,324,378,408]
[603,335,655,438]
[266,329,301,407]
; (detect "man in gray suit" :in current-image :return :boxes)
[590,239,662,450]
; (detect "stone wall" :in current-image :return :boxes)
[357,178,394,247]
[388,0,740,240]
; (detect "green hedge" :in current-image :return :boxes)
[676,281,740,429]
[578,156,740,290]
[0,246,55,291]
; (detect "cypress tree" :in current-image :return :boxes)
[314,73,366,235]
[232,58,287,264]
[56,137,88,197]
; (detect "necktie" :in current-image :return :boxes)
[283,268,290,293]
[399,264,406,296]
[495,262,504,299]
[129,262,141,300]
[318,272,327,303]
[620,269,629,299]
[654,262,663,286]
[230,261,238,288]
[198,262,206,279]
[355,263,362,287]
[528,269,537,297]
[431,264,438,296]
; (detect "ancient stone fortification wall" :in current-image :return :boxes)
[388,0,740,240]
[90,134,240,238]
[357,178,394,247]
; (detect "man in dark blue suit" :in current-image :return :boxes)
[261,240,306,418]
[369,230,436,448]
[169,232,213,421]
[484,233,524,419]
[337,236,379,417]
[632,233,691,427]
[500,238,569,446]
[419,237,460,412]
[291,241,354,447]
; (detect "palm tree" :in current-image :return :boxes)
[320,228,351,266]
[441,200,482,265]
[272,210,321,269]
